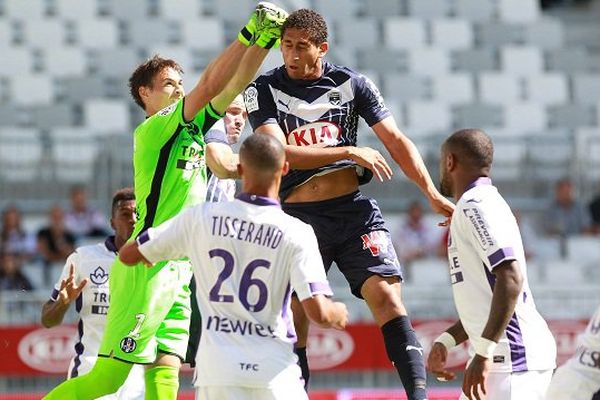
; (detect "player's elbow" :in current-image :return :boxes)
[119,244,141,266]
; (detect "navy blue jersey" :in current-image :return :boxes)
[245,62,391,200]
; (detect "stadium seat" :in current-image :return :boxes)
[0,21,14,48]
[21,19,68,48]
[408,258,450,286]
[91,48,143,78]
[357,48,407,73]
[452,103,504,127]
[364,0,403,18]
[501,46,544,77]
[567,236,600,263]
[405,102,452,134]
[384,74,430,101]
[157,0,204,20]
[497,0,541,23]
[334,18,378,48]
[451,48,498,73]
[42,47,87,78]
[545,47,591,73]
[542,260,586,285]
[313,0,358,18]
[30,104,77,129]
[57,76,109,103]
[4,0,46,18]
[212,0,254,22]
[104,0,153,18]
[11,75,54,106]
[74,19,120,49]
[476,23,525,47]
[54,0,98,18]
[572,74,600,104]
[578,129,600,181]
[180,19,225,50]
[526,133,574,182]
[127,19,174,47]
[524,18,564,50]
[407,48,451,76]
[383,18,426,49]
[49,128,98,183]
[83,99,130,133]
[407,0,452,18]
[0,128,43,182]
[524,74,568,105]
[430,74,475,105]
[505,103,546,133]
[478,73,522,104]
[547,104,597,129]
[326,46,358,70]
[430,19,474,50]
[0,49,35,75]
[0,104,23,126]
[490,139,527,180]
[454,0,495,21]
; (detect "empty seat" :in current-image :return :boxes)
[92,48,143,78]
[104,0,152,18]
[0,128,43,182]
[212,0,254,22]
[42,48,87,77]
[49,128,98,183]
[431,74,474,105]
[454,0,494,21]
[364,0,403,17]
[358,48,407,72]
[476,23,525,47]
[314,0,359,19]
[127,19,173,47]
[74,19,119,49]
[30,104,77,128]
[4,0,46,18]
[498,0,540,23]
[384,18,426,49]
[0,21,14,48]
[0,49,35,75]
[0,104,23,126]
[543,260,586,285]
[384,74,430,101]
[407,0,452,18]
[408,48,451,75]
[478,73,522,104]
[567,236,600,262]
[501,46,544,76]
[180,19,225,50]
[579,129,600,181]
[334,18,378,48]
[157,0,203,20]
[54,0,98,18]
[524,18,564,49]
[84,99,130,133]
[11,75,54,105]
[453,103,504,127]
[405,102,452,134]
[430,19,473,50]
[21,19,67,48]
[547,104,597,129]
[526,134,574,181]
[573,74,600,104]
[545,47,591,73]
[490,139,527,180]
[451,48,498,72]
[325,46,358,70]
[524,74,568,105]
[505,103,546,132]
[58,76,109,103]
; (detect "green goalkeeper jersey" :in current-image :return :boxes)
[133,98,222,238]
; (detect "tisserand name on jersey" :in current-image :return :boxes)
[211,215,283,249]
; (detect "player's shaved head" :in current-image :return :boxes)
[129,55,183,109]
[282,9,328,45]
[443,129,493,171]
[239,134,285,174]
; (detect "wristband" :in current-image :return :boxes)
[434,332,456,349]
[474,337,497,359]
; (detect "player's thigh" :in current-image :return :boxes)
[156,261,193,360]
[461,370,553,400]
[546,364,600,400]
[196,386,308,400]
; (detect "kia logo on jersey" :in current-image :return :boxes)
[18,327,76,372]
[307,327,354,370]
[287,121,341,147]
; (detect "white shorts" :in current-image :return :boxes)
[459,369,552,400]
[195,385,308,400]
[546,355,600,400]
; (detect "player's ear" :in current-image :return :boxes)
[318,41,328,58]
[110,217,115,231]
[237,163,243,177]
[446,153,457,172]
[281,161,290,176]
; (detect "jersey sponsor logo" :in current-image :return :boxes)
[307,327,354,370]
[287,121,341,147]
[578,347,600,370]
[120,337,137,353]
[89,266,108,285]
[17,327,76,373]
[361,231,388,257]
[449,256,464,284]
[205,315,277,338]
[244,86,259,113]
[176,159,202,170]
[157,102,177,116]
[463,207,494,249]
[328,90,341,106]
[91,305,109,315]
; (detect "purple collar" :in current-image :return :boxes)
[104,236,118,254]
[465,177,492,192]
[237,193,280,207]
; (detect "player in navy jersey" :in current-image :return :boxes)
[245,9,454,400]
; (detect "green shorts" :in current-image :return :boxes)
[99,257,193,364]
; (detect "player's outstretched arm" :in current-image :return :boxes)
[371,116,455,219]
[119,242,150,266]
[206,143,239,179]
[427,320,468,382]
[41,264,87,328]
[301,295,348,330]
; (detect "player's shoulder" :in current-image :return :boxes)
[254,65,285,84]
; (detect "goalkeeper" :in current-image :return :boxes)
[44,3,288,400]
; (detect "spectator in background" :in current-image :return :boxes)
[205,94,248,202]
[542,177,591,237]
[393,200,442,267]
[0,251,33,291]
[64,185,110,239]
[589,182,600,235]
[37,205,76,283]
[1,205,36,264]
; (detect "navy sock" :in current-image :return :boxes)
[294,346,310,391]
[381,316,428,400]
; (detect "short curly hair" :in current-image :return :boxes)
[281,9,328,45]
[128,55,183,110]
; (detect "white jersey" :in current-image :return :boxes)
[447,178,556,373]
[50,238,144,399]
[137,194,332,389]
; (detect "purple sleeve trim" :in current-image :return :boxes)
[137,230,150,246]
[488,247,516,268]
[309,282,333,296]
